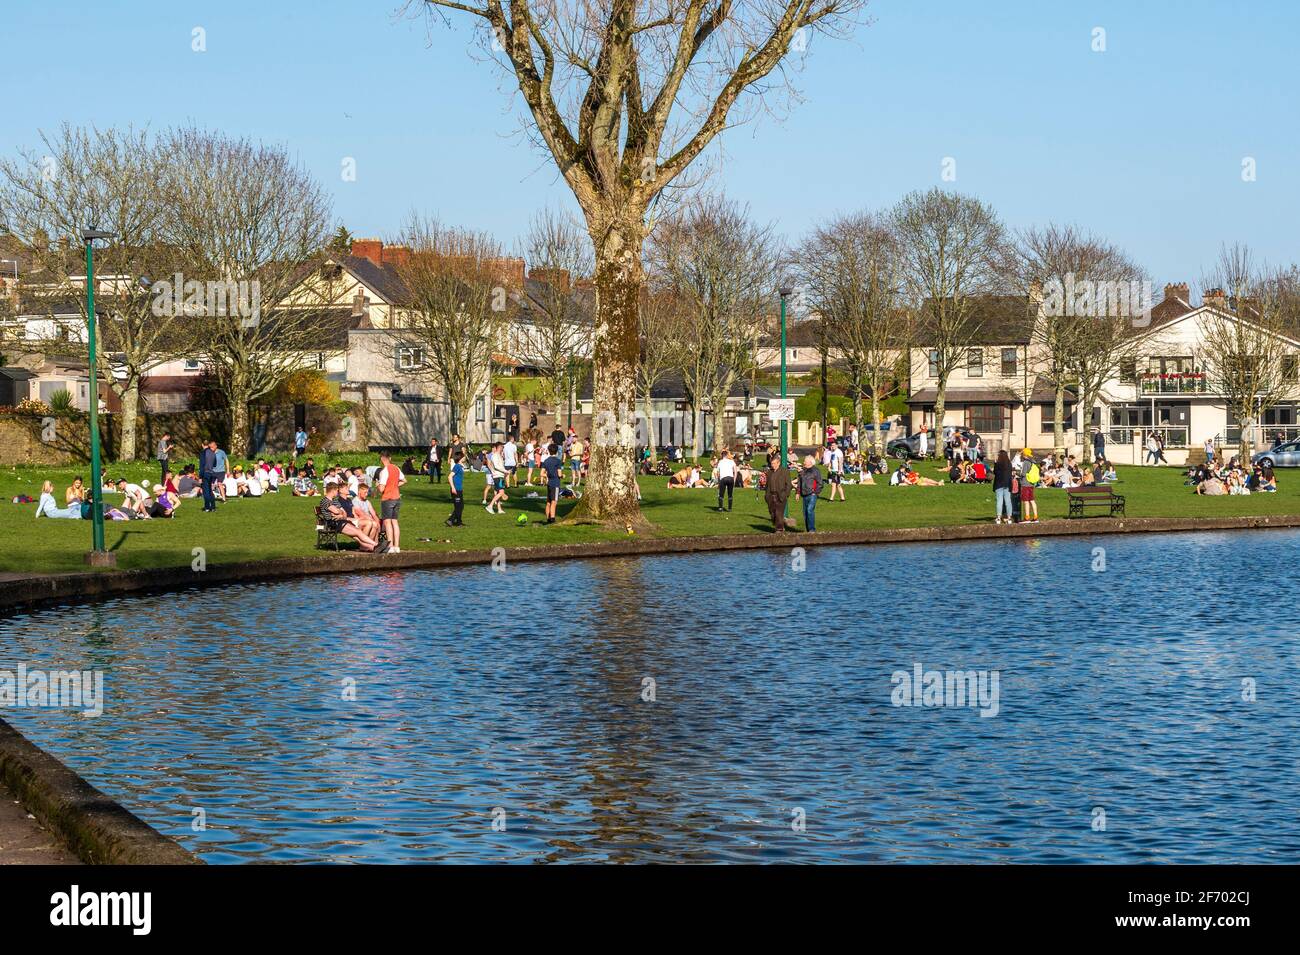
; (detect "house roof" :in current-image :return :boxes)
[907,376,1076,405]
[576,368,778,402]
[0,366,37,381]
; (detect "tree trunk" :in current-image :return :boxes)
[228,369,251,456]
[1053,384,1065,451]
[690,401,703,459]
[117,380,140,462]
[1079,390,1092,465]
[644,393,657,463]
[576,218,643,526]
[932,375,948,460]
[870,389,882,458]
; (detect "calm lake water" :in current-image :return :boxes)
[2,531,1297,864]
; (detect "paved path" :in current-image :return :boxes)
[0,779,78,864]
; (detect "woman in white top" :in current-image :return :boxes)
[36,480,82,519]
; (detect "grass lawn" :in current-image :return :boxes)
[2,456,1297,574]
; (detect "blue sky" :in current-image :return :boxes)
[3,0,1296,288]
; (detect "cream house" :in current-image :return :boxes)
[904,285,1300,464]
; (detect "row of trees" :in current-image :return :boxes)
[0,124,332,457]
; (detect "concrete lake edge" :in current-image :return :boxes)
[1,513,1297,865]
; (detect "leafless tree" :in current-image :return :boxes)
[391,216,510,436]
[1199,244,1300,462]
[410,0,869,524]
[165,128,334,454]
[0,125,196,460]
[892,188,1006,457]
[520,208,594,412]
[649,195,777,456]
[1008,223,1146,458]
[635,281,686,462]
[797,211,909,456]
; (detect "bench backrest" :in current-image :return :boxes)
[1068,487,1114,497]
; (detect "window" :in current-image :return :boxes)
[1041,404,1076,433]
[183,358,201,372]
[1282,355,1299,381]
[928,350,940,378]
[475,396,486,423]
[967,348,983,378]
[1000,348,1017,377]
[1119,358,1137,384]
[312,352,326,371]
[396,346,425,370]
[968,404,1006,433]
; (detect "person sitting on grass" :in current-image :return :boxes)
[317,483,379,552]
[668,464,703,488]
[115,478,153,518]
[1255,463,1278,492]
[36,480,83,519]
[65,476,85,505]
[1196,471,1227,495]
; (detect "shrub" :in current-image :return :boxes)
[274,369,334,405]
[48,389,75,413]
[14,397,51,415]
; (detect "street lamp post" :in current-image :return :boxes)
[779,286,793,466]
[81,229,116,567]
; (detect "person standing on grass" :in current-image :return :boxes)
[715,449,737,511]
[1019,448,1040,523]
[294,427,308,461]
[446,451,466,526]
[764,452,792,532]
[1093,427,1106,462]
[156,432,173,486]
[828,442,846,501]
[502,435,518,487]
[427,438,442,484]
[541,443,564,523]
[377,451,405,553]
[797,454,821,532]
[486,442,508,514]
[198,439,217,512]
[993,449,1014,525]
[569,434,585,487]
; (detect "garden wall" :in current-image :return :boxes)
[0,402,367,466]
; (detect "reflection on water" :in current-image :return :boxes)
[2,530,1298,863]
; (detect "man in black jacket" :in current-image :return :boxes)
[764,453,792,532]
[797,454,821,532]
[198,440,217,512]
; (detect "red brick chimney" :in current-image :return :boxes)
[351,238,383,267]
[381,244,411,269]
[1203,287,1228,309]
[487,256,526,289]
[1163,282,1190,304]
[529,268,571,293]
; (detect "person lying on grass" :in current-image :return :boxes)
[891,461,944,486]
[36,480,82,519]
[668,465,703,488]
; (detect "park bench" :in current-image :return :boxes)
[1066,485,1126,519]
[315,503,342,550]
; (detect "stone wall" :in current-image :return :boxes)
[0,403,367,466]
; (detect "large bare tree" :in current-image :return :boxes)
[0,125,195,460]
[649,195,777,456]
[1199,244,1300,462]
[412,0,868,523]
[1008,223,1146,457]
[392,216,509,436]
[166,128,334,454]
[798,210,908,456]
[892,188,1005,458]
[520,207,594,412]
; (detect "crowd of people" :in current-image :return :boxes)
[1187,453,1276,496]
[26,419,1288,544]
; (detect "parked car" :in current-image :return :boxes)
[887,428,981,460]
[1252,440,1300,468]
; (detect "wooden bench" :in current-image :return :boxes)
[1066,486,1126,518]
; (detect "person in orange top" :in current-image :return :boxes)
[376,450,406,554]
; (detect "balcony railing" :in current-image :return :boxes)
[1138,373,1209,395]
[1105,426,1190,448]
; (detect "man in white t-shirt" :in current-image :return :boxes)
[918,427,929,458]
[828,444,846,500]
[715,450,737,511]
[502,438,518,487]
